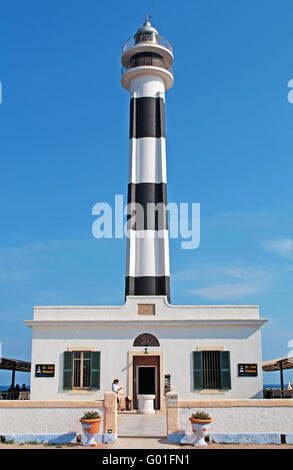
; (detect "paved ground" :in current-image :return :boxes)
[118,413,166,437]
[0,439,293,449]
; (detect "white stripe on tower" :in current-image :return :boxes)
[121,20,174,302]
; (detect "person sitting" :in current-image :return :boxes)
[112,379,126,411]
[20,384,28,391]
[14,384,20,398]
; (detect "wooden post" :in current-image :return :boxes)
[279,361,284,398]
[11,365,16,388]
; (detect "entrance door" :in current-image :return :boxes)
[138,367,155,395]
[133,356,160,410]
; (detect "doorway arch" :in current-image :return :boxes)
[133,333,160,347]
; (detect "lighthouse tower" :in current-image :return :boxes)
[121,19,174,303]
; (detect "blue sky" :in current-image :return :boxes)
[0,0,293,386]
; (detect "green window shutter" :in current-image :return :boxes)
[193,351,203,390]
[220,351,231,390]
[63,351,73,390]
[90,351,100,390]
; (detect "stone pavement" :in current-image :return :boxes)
[111,437,188,449]
[117,413,166,437]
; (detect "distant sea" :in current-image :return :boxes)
[263,384,290,389]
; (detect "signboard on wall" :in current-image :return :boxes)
[166,393,178,407]
[164,374,171,392]
[35,364,55,377]
[238,363,258,377]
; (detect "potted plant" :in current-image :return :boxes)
[189,410,212,446]
[80,410,102,446]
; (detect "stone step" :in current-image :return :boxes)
[118,413,167,437]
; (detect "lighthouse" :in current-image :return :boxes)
[27,19,266,416]
[121,19,174,303]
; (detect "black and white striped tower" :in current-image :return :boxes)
[121,19,173,303]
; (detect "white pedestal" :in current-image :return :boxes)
[137,394,156,414]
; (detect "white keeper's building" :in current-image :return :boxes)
[26,20,267,409]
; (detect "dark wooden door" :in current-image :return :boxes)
[133,356,160,409]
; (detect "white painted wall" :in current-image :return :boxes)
[0,407,104,435]
[29,296,263,321]
[28,299,264,401]
[0,405,292,439]
[179,406,293,434]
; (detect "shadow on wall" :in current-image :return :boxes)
[251,389,264,399]
[32,325,259,341]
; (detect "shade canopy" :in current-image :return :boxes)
[262,356,293,372]
[0,357,31,373]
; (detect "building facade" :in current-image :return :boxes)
[27,297,266,405]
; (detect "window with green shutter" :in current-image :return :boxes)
[63,350,101,391]
[63,351,73,390]
[219,351,231,390]
[192,350,231,391]
[90,351,100,390]
[193,351,203,390]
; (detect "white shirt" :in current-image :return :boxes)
[112,383,119,393]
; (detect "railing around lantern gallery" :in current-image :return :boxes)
[122,35,173,54]
[121,65,173,77]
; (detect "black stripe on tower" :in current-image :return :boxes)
[125,276,170,303]
[127,183,168,230]
[129,97,165,139]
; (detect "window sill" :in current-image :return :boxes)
[67,390,96,395]
[196,389,228,395]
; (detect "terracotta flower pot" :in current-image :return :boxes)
[80,417,102,446]
[189,417,212,446]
